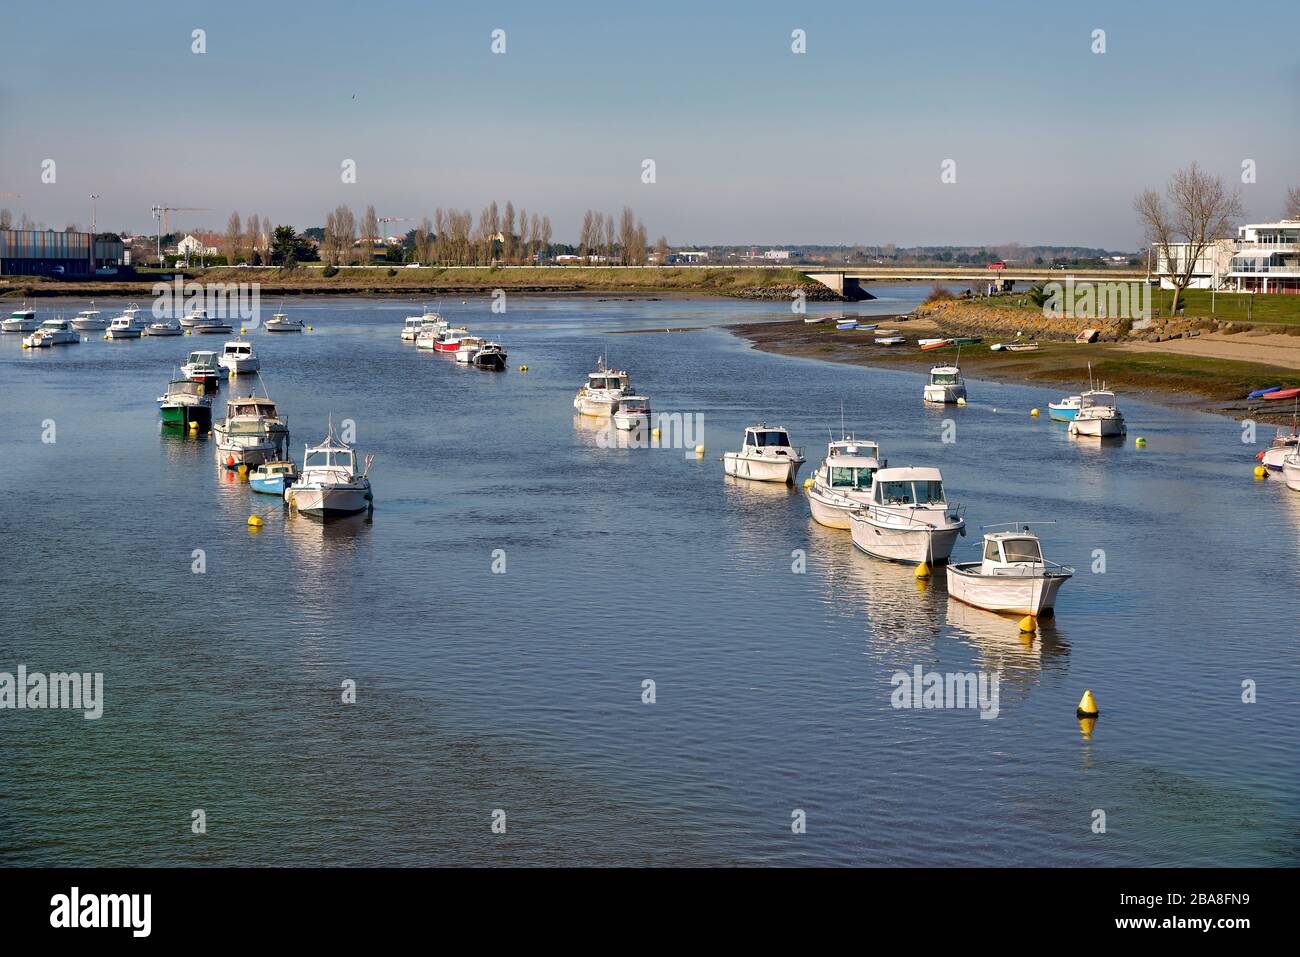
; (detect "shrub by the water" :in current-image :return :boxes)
[322,265,339,278]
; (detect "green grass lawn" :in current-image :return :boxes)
[982,287,1300,326]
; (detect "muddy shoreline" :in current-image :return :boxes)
[728,315,1300,425]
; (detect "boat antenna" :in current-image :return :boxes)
[840,399,846,440]
[1087,361,1094,392]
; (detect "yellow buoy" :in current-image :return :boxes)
[651,427,661,438]
[1030,408,1039,417]
[1077,716,1097,737]
[956,397,966,406]
[694,444,705,456]
[518,364,528,372]
[103,334,109,340]
[1018,615,1035,633]
[802,477,814,490]
[237,464,248,478]
[247,515,263,528]
[1253,465,1267,480]
[185,329,192,335]
[240,327,246,334]
[307,325,313,331]
[188,420,199,432]
[1076,689,1099,718]
[1135,436,1147,448]
[915,561,930,579]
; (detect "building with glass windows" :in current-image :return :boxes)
[1152,220,1300,294]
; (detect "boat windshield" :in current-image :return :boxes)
[829,466,874,489]
[305,449,354,470]
[1001,538,1042,563]
[931,372,960,385]
[225,344,251,355]
[747,430,791,448]
[877,480,945,506]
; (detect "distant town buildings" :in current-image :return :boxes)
[1152,219,1300,293]
[0,228,124,276]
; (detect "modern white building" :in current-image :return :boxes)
[763,249,792,261]
[1152,219,1300,294]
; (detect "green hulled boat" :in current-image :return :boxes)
[157,378,214,430]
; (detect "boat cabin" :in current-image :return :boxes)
[827,437,881,462]
[929,366,962,386]
[303,440,356,473]
[744,426,796,451]
[253,461,296,479]
[1079,390,1117,412]
[871,467,947,507]
[186,351,218,369]
[167,379,205,399]
[978,530,1046,575]
[588,370,630,391]
[617,396,651,414]
[39,319,71,332]
[224,396,282,421]
[109,316,135,331]
[223,340,254,358]
[10,308,36,320]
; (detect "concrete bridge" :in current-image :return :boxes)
[800,266,1148,299]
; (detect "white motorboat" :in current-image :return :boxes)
[105,304,149,337]
[181,350,222,392]
[1068,389,1125,437]
[431,326,470,354]
[285,427,373,518]
[1282,450,1300,491]
[215,418,277,469]
[472,342,508,370]
[2,306,39,333]
[1259,427,1299,472]
[401,308,441,341]
[946,525,1073,616]
[70,305,107,331]
[213,394,290,455]
[923,364,967,404]
[106,310,148,339]
[143,318,183,336]
[184,310,234,334]
[848,466,965,564]
[613,395,652,431]
[573,359,632,417]
[264,311,304,333]
[876,336,905,346]
[805,436,884,529]
[454,335,483,363]
[722,424,806,484]
[22,318,80,348]
[218,339,260,375]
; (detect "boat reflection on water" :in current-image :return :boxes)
[722,473,800,502]
[571,414,651,451]
[805,518,945,651]
[943,598,1070,699]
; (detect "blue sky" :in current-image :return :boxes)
[1,0,1296,248]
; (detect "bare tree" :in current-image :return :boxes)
[603,214,615,264]
[654,235,669,264]
[1286,186,1300,220]
[1135,162,1242,316]
[618,207,636,265]
[579,210,594,261]
[540,216,552,261]
[243,214,260,265]
[224,212,242,265]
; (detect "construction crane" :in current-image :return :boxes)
[151,204,212,264]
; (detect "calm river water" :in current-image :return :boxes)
[1,287,1296,866]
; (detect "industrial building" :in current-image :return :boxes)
[0,228,125,277]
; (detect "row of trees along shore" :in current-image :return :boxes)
[217,202,667,268]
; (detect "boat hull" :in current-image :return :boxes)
[473,353,506,370]
[159,404,212,429]
[923,384,967,403]
[1047,404,1079,422]
[613,412,649,431]
[945,563,1071,616]
[249,476,288,495]
[218,358,260,374]
[1283,458,1300,491]
[286,485,371,517]
[806,487,855,529]
[1069,416,1125,437]
[722,452,803,484]
[576,396,618,417]
[849,513,962,564]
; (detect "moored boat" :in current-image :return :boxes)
[218,338,260,375]
[181,350,222,393]
[285,426,373,518]
[432,326,470,353]
[1282,450,1300,491]
[213,394,290,456]
[70,305,107,331]
[1258,426,1299,471]
[22,318,80,348]
[613,395,652,431]
[806,436,883,529]
[1048,395,1082,421]
[472,342,508,370]
[923,364,967,404]
[2,306,39,333]
[573,359,632,417]
[848,466,965,564]
[106,310,148,339]
[454,335,483,363]
[722,424,806,484]
[1068,389,1125,437]
[143,318,183,336]
[156,377,213,430]
[249,459,298,495]
[264,311,304,333]
[946,525,1073,617]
